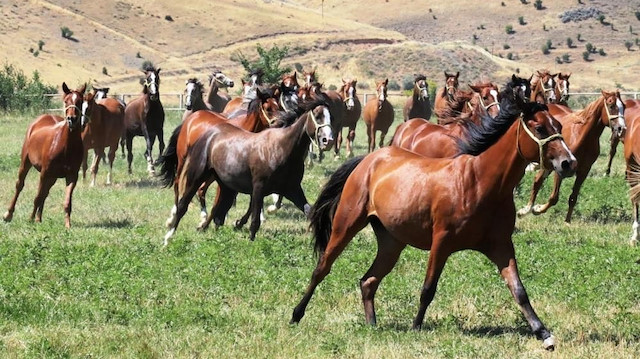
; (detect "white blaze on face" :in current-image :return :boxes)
[562,81,568,96]
[616,97,627,129]
[81,100,89,125]
[347,87,355,108]
[186,82,196,103]
[149,73,158,94]
[489,89,499,110]
[378,85,386,102]
[547,78,556,101]
[321,107,333,140]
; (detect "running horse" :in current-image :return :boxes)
[433,71,460,119]
[80,87,125,186]
[290,88,577,351]
[403,74,431,122]
[163,97,334,245]
[529,70,557,104]
[622,99,640,245]
[3,83,87,228]
[518,91,626,222]
[122,66,165,175]
[363,79,394,153]
[335,78,362,158]
[158,87,280,230]
[205,69,234,112]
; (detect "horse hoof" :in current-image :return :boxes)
[266,205,278,214]
[630,238,638,246]
[532,205,546,215]
[3,212,12,222]
[234,220,243,229]
[334,155,341,161]
[517,206,531,217]
[543,335,556,351]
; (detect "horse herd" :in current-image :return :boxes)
[3,65,640,350]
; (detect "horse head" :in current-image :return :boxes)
[278,72,300,111]
[518,101,576,178]
[93,87,109,100]
[469,82,501,118]
[375,78,388,112]
[143,67,161,101]
[531,70,557,104]
[601,90,627,138]
[253,87,280,128]
[306,99,334,151]
[504,75,531,106]
[210,70,234,89]
[341,78,357,110]
[81,91,96,128]
[555,72,571,103]
[62,82,86,131]
[249,68,264,87]
[414,74,429,101]
[444,71,460,100]
[184,78,204,111]
[303,69,316,88]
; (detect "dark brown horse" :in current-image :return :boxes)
[433,71,460,119]
[363,79,394,153]
[530,70,557,104]
[158,88,280,230]
[3,83,86,228]
[182,78,209,122]
[123,67,165,175]
[163,97,334,245]
[518,91,627,222]
[291,93,576,351]
[622,99,640,245]
[335,78,362,158]
[81,88,125,186]
[205,70,234,113]
[274,72,300,112]
[403,74,431,122]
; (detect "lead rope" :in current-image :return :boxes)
[516,117,563,171]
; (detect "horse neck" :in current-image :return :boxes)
[571,96,607,145]
[206,82,220,105]
[192,94,209,111]
[280,112,312,158]
[230,106,267,132]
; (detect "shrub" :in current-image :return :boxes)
[567,37,574,48]
[636,11,640,21]
[546,39,553,49]
[582,51,590,61]
[231,44,292,85]
[543,24,547,31]
[0,63,57,112]
[541,44,550,55]
[597,14,605,24]
[577,33,582,41]
[38,40,45,51]
[136,52,142,58]
[402,76,414,91]
[518,16,525,25]
[562,53,571,62]
[102,67,108,75]
[503,44,511,50]
[555,56,563,64]
[357,82,369,90]
[33,51,39,57]
[164,15,173,22]
[534,0,543,10]
[505,24,514,34]
[387,80,401,91]
[625,40,633,51]
[328,84,337,91]
[507,52,514,60]
[29,48,34,53]
[585,42,594,53]
[598,48,606,56]
[60,26,73,39]
[630,25,634,34]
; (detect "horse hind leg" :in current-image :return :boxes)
[106,146,117,185]
[90,148,105,187]
[518,169,551,217]
[125,136,134,175]
[63,175,78,228]
[31,174,57,224]
[196,178,215,228]
[4,160,32,222]
[378,129,388,149]
[563,169,589,223]
[81,150,89,182]
[199,183,237,231]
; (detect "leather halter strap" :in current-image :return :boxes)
[516,116,563,170]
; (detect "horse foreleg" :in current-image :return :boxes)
[485,242,555,350]
[31,174,57,224]
[605,135,620,176]
[564,170,589,223]
[532,172,563,215]
[366,125,375,153]
[125,135,134,175]
[81,150,89,181]
[378,129,388,149]
[412,238,450,330]
[4,160,32,222]
[267,193,282,214]
[631,201,639,246]
[235,197,253,230]
[145,130,156,176]
[517,169,551,217]
[90,148,105,187]
[346,127,356,158]
[196,178,215,228]
[248,185,265,241]
[334,128,343,159]
[63,175,78,228]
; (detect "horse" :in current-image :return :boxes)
[3,83,87,228]
[554,72,571,106]
[433,71,460,119]
[290,91,576,351]
[518,91,627,222]
[621,99,640,245]
[80,88,125,186]
[403,74,431,122]
[274,72,300,112]
[392,76,531,158]
[363,79,394,153]
[182,78,210,122]
[335,78,362,158]
[163,97,334,245]
[205,70,234,113]
[223,68,264,116]
[122,67,165,176]
[529,70,557,104]
[158,88,280,230]
[92,87,127,108]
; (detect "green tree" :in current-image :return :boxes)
[0,63,57,112]
[582,51,590,61]
[562,53,571,63]
[60,26,73,39]
[231,44,292,85]
[518,16,525,25]
[585,42,594,53]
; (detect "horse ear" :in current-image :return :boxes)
[157,68,161,74]
[455,72,460,79]
[293,72,297,80]
[342,78,346,84]
[528,74,534,82]
[384,78,389,85]
[256,87,270,102]
[444,71,450,78]
[62,82,71,94]
[566,72,572,78]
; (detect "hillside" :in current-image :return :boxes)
[0,0,639,95]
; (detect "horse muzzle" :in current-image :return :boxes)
[551,155,577,178]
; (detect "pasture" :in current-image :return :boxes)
[0,105,639,358]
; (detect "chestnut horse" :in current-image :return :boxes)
[554,72,571,106]
[433,71,460,119]
[291,94,577,351]
[123,67,165,175]
[363,79,394,153]
[622,99,640,245]
[403,74,431,122]
[518,91,627,222]
[182,78,209,122]
[529,70,557,104]
[223,69,264,116]
[164,97,334,245]
[158,88,280,229]
[3,83,86,228]
[336,78,362,158]
[206,70,234,112]
[81,88,125,186]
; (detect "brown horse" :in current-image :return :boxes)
[403,74,431,122]
[205,70,234,113]
[335,78,362,158]
[363,79,394,153]
[158,88,280,230]
[530,70,557,104]
[81,88,125,186]
[164,97,334,245]
[223,69,264,116]
[302,69,316,89]
[433,71,460,119]
[123,67,165,175]
[3,83,86,228]
[291,94,576,351]
[554,72,571,106]
[182,78,210,122]
[518,91,627,221]
[273,72,300,112]
[622,100,640,245]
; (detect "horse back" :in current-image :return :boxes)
[25,115,83,174]
[123,95,146,131]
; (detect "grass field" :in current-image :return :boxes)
[0,105,639,358]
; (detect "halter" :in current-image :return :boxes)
[279,92,291,112]
[555,80,569,103]
[445,82,457,100]
[260,103,277,126]
[415,83,429,100]
[536,78,555,102]
[478,93,500,112]
[213,74,228,86]
[64,104,82,130]
[516,116,563,171]
[604,100,623,123]
[307,108,332,150]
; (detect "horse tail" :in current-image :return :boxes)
[156,124,182,188]
[627,155,640,204]
[310,155,364,255]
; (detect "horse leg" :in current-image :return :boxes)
[360,221,406,325]
[306,143,315,168]
[366,124,375,153]
[235,197,253,230]
[106,145,117,185]
[605,134,619,176]
[631,201,639,246]
[532,172,563,215]
[31,174,57,224]
[378,129,388,149]
[484,242,555,350]
[63,174,78,228]
[125,135,134,175]
[347,127,356,158]
[200,183,237,231]
[517,169,551,217]
[157,130,165,161]
[196,178,215,228]
[81,150,89,182]
[564,169,589,223]
[282,184,311,217]
[144,129,156,176]
[164,176,203,246]
[267,193,282,214]
[334,128,343,160]
[248,185,265,241]
[3,160,32,222]
[412,238,451,329]
[90,148,104,187]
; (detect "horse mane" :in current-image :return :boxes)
[246,87,274,114]
[456,97,547,156]
[272,94,329,127]
[143,65,158,72]
[414,74,427,82]
[569,96,605,125]
[500,76,531,101]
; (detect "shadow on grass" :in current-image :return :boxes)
[123,178,161,188]
[86,218,132,229]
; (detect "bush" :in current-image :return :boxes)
[585,42,594,53]
[0,63,57,112]
[562,53,571,62]
[357,82,369,90]
[136,52,142,58]
[534,0,543,10]
[597,14,605,24]
[577,33,582,41]
[230,44,292,85]
[503,43,510,50]
[541,44,550,55]
[636,11,640,21]
[582,51,590,61]
[33,51,39,57]
[518,16,525,25]
[505,25,514,34]
[38,40,45,51]
[598,48,606,56]
[546,39,553,49]
[507,52,514,60]
[102,67,108,75]
[328,84,337,91]
[387,80,401,91]
[60,26,73,39]
[566,37,574,48]
[625,41,633,51]
[555,56,563,64]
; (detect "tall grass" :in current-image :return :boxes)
[0,108,638,358]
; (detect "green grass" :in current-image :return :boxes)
[0,108,639,358]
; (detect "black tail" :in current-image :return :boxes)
[156,124,182,188]
[310,156,365,255]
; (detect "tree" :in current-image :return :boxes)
[541,43,550,55]
[231,44,292,85]
[585,42,594,53]
[518,16,525,25]
[597,14,606,24]
[38,40,45,51]
[60,26,74,39]
[566,37,574,48]
[582,51,590,61]
[562,53,571,63]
